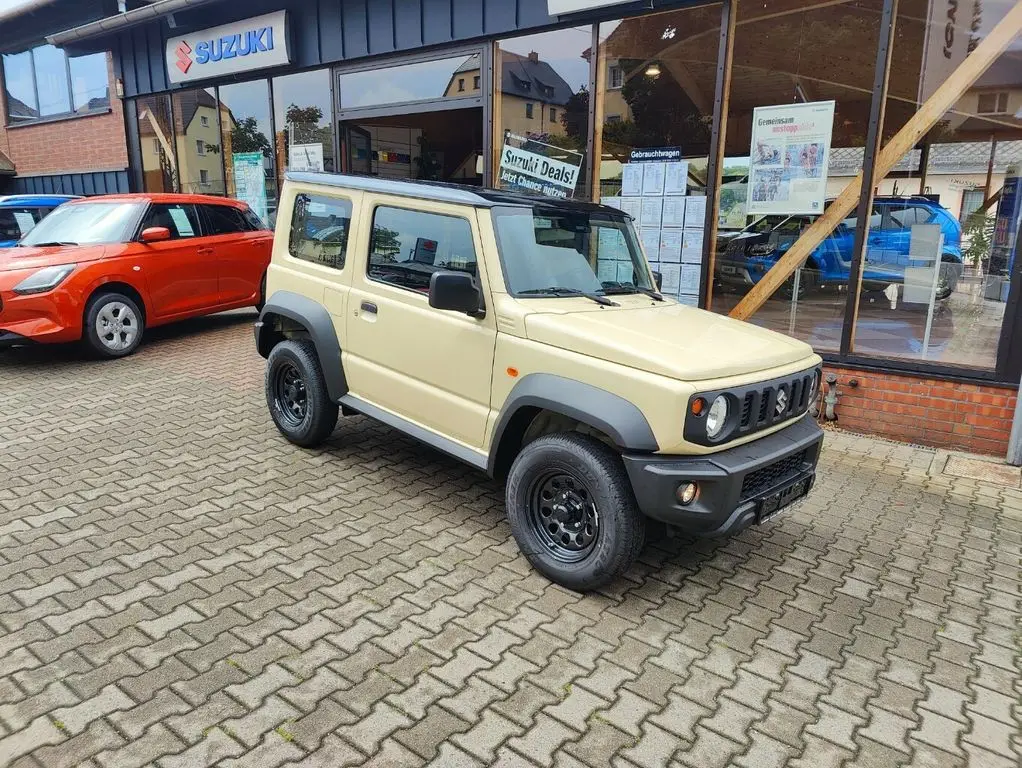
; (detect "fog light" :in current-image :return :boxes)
[677,482,698,505]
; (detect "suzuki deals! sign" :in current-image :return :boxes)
[166,11,291,85]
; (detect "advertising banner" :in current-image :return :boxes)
[289,143,325,173]
[499,132,584,199]
[748,100,835,216]
[166,11,291,85]
[918,0,983,105]
[232,152,268,222]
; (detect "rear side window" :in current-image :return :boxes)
[367,206,477,294]
[0,207,44,240]
[203,204,250,235]
[242,207,267,230]
[141,204,200,239]
[289,194,352,270]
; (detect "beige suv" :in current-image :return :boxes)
[256,173,824,591]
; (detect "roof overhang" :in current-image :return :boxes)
[47,0,222,46]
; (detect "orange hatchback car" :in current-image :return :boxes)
[0,194,272,358]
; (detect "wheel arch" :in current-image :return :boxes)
[84,280,148,323]
[256,290,347,402]
[488,374,659,480]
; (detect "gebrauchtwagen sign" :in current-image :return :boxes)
[166,11,290,85]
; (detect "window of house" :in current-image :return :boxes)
[152,138,161,154]
[196,139,206,156]
[609,65,623,89]
[550,107,557,123]
[289,194,352,270]
[200,115,210,127]
[141,204,200,239]
[368,206,477,293]
[474,75,480,89]
[960,188,985,222]
[2,46,109,124]
[458,78,465,92]
[199,169,210,186]
[525,103,534,119]
[977,92,1009,115]
[606,114,621,124]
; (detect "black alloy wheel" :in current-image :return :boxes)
[272,361,308,430]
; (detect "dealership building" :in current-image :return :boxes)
[3,0,1022,456]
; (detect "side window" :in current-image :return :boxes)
[203,205,249,235]
[141,204,200,239]
[242,207,267,231]
[368,206,477,295]
[289,193,352,270]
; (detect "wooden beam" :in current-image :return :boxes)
[663,59,712,116]
[590,25,605,202]
[703,0,738,309]
[729,1,1022,321]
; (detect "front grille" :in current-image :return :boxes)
[739,370,818,432]
[741,450,807,500]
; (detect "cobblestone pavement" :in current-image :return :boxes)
[1,311,1020,768]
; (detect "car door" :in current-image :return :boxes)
[199,203,272,306]
[344,197,497,450]
[136,202,219,318]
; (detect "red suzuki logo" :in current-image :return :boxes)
[175,41,192,74]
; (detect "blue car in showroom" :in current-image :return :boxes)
[0,194,78,248]
[715,196,964,300]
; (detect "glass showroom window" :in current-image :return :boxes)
[272,69,336,184]
[172,88,225,196]
[220,80,276,225]
[496,26,594,199]
[2,46,109,124]
[594,4,722,305]
[136,95,177,193]
[707,0,886,351]
[847,4,1022,373]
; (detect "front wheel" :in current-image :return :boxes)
[83,292,144,358]
[265,339,338,447]
[505,432,646,592]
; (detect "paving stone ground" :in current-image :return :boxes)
[1,311,1020,768]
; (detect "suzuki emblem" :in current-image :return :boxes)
[775,390,788,415]
[175,41,193,74]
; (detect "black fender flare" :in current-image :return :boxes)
[255,290,347,402]
[487,373,659,476]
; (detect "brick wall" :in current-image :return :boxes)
[0,53,127,176]
[821,365,1017,456]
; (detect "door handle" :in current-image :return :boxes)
[197,247,214,255]
[360,301,378,315]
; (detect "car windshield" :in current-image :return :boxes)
[0,208,44,241]
[492,205,653,297]
[20,202,140,246]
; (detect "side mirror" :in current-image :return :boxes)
[429,271,483,316]
[652,270,663,290]
[140,226,171,243]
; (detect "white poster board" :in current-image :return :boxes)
[748,100,835,216]
[289,143,325,172]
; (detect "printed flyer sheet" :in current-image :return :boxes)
[748,100,835,215]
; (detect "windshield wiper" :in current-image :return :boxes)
[518,287,619,306]
[29,241,78,247]
[601,281,665,302]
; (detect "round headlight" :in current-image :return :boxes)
[706,395,729,439]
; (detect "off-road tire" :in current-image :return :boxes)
[506,432,646,592]
[265,339,338,447]
[83,291,145,359]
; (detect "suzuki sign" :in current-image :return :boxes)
[166,11,291,85]
[548,0,634,14]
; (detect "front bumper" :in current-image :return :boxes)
[0,329,33,348]
[622,415,823,536]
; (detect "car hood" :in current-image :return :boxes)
[0,244,108,272]
[524,301,816,382]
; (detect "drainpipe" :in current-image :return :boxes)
[1007,372,1022,466]
[823,374,839,421]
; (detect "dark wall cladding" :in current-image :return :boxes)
[11,170,130,196]
[113,0,687,98]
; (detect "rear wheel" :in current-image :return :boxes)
[83,292,144,358]
[265,339,338,447]
[505,432,645,592]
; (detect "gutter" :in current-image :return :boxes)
[47,0,224,45]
